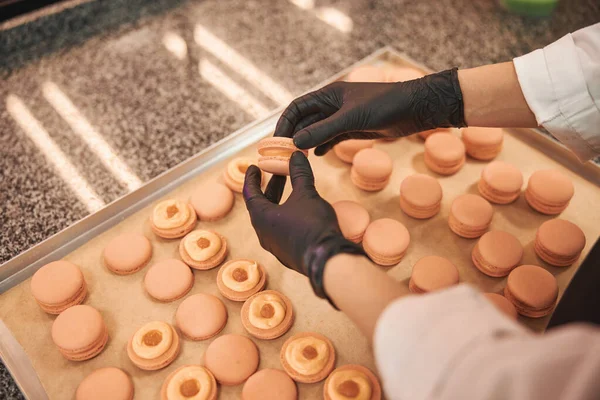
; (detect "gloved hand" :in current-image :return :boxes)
[243,152,364,305]
[274,68,466,155]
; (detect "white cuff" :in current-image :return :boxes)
[373,285,526,400]
[514,32,600,161]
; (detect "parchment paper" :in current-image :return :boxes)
[1,84,600,400]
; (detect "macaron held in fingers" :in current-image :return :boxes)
[257,137,308,176]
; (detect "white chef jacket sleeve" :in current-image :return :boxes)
[374,284,600,400]
[513,23,600,161]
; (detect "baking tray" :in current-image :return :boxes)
[1,47,599,399]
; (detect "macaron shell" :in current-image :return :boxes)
[76,367,134,400]
[472,231,523,277]
[535,219,586,266]
[242,369,297,400]
[204,334,260,385]
[241,290,294,340]
[424,152,465,175]
[323,364,382,400]
[400,174,443,208]
[151,203,198,239]
[161,365,218,400]
[190,182,234,221]
[352,148,393,179]
[362,218,410,266]
[280,332,336,384]
[449,194,493,238]
[216,259,267,302]
[179,230,228,270]
[410,256,459,293]
[480,161,523,196]
[424,133,465,164]
[505,265,558,317]
[527,169,574,206]
[103,233,152,274]
[52,305,105,352]
[144,259,194,302]
[332,200,370,243]
[127,324,180,370]
[333,139,375,164]
[418,127,453,140]
[257,157,290,176]
[30,260,86,308]
[160,365,219,400]
[483,293,518,320]
[176,293,228,340]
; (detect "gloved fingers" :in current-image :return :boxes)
[293,112,327,135]
[292,111,350,150]
[274,92,329,138]
[243,165,274,214]
[314,131,382,156]
[289,151,316,192]
[264,174,286,204]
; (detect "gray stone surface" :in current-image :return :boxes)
[0,0,598,398]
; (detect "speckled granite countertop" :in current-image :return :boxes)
[1,0,598,398]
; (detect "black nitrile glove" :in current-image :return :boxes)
[274,68,466,154]
[243,152,364,305]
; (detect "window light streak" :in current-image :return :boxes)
[315,7,353,33]
[162,31,188,60]
[199,59,270,119]
[194,24,293,105]
[6,95,105,212]
[41,82,142,192]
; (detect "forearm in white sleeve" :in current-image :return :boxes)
[374,284,600,400]
[513,23,600,161]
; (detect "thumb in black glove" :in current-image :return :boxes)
[243,152,363,305]
[274,68,465,155]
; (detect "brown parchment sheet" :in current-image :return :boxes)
[2,67,600,400]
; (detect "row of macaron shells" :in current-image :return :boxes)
[30,170,380,399]
[330,128,584,320]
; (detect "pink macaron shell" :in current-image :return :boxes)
[484,293,518,320]
[30,260,85,305]
[242,369,297,400]
[257,157,290,176]
[205,334,259,385]
[411,256,459,292]
[144,259,193,301]
[333,139,375,163]
[400,174,442,207]
[506,265,558,310]
[481,161,523,193]
[527,169,574,205]
[51,305,105,352]
[352,148,393,179]
[103,233,152,274]
[461,127,503,146]
[332,200,370,242]
[451,194,494,227]
[76,367,134,400]
[176,293,228,340]
[536,219,586,257]
[425,133,465,164]
[477,231,523,270]
[363,218,410,262]
[190,182,234,221]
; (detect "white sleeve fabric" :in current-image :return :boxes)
[513,23,600,161]
[374,284,600,400]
